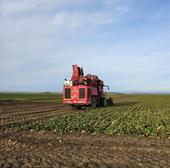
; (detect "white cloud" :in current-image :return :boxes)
[1,0,130,30]
[1,0,170,92]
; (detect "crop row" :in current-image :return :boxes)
[0,103,75,127]
[25,95,170,138]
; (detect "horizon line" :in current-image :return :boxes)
[0,90,170,94]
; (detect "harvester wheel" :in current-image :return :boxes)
[103,97,107,106]
[91,96,97,108]
[77,106,82,110]
[107,97,113,106]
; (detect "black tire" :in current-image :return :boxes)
[103,97,107,107]
[77,106,82,110]
[91,96,97,108]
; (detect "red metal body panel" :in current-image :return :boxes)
[63,85,97,106]
[91,88,98,95]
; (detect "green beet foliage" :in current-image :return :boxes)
[25,94,170,138]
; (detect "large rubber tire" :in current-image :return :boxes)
[103,97,107,107]
[107,97,113,106]
[91,96,97,108]
[77,106,82,110]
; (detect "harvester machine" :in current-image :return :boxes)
[63,64,113,109]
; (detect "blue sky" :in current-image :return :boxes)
[1,0,170,93]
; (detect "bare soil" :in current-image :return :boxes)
[0,100,170,168]
[0,100,74,127]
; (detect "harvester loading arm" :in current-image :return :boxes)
[71,64,84,81]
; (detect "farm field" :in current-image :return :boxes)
[0,93,170,167]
